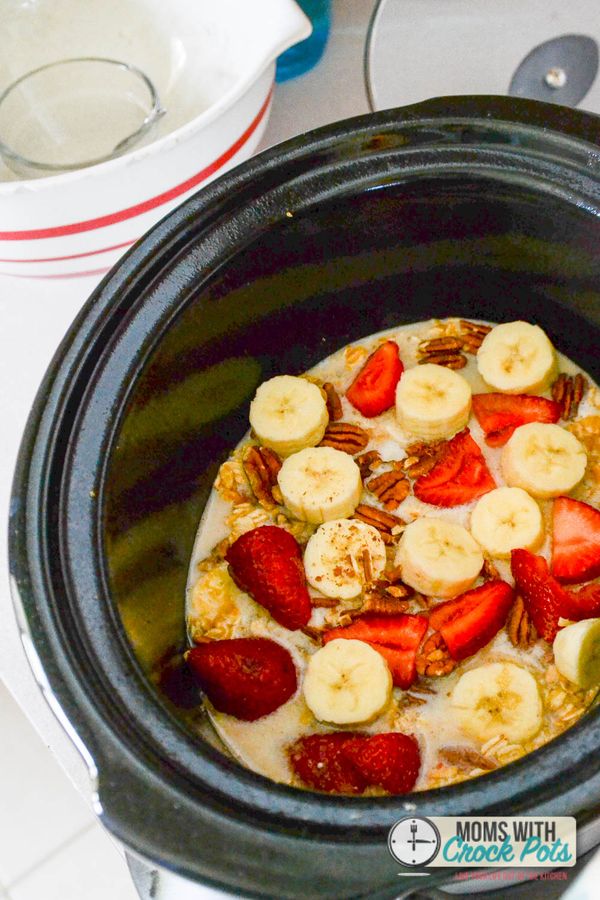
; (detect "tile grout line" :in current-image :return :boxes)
[5,819,98,890]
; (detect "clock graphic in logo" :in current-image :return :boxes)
[388,816,441,867]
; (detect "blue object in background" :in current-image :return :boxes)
[276,0,331,81]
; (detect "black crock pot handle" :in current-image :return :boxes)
[393,94,600,147]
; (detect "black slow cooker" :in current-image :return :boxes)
[9,96,600,899]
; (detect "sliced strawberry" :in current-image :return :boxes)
[429,581,515,660]
[560,582,600,620]
[364,643,420,689]
[287,733,366,794]
[413,428,496,507]
[344,732,421,794]
[322,614,428,688]
[511,549,567,642]
[472,393,560,447]
[346,341,403,418]
[226,525,311,630]
[288,731,420,795]
[322,614,428,649]
[186,637,297,721]
[552,497,600,584]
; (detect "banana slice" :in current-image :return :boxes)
[277,446,362,524]
[303,638,392,725]
[451,662,542,743]
[501,423,587,499]
[249,375,328,457]
[477,321,556,394]
[304,519,386,600]
[553,618,600,688]
[395,363,471,440]
[394,517,483,598]
[470,486,544,559]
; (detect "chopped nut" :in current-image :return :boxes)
[552,372,587,420]
[242,445,282,509]
[310,596,339,608]
[416,631,456,677]
[401,693,427,706]
[439,747,497,771]
[360,548,373,584]
[384,564,405,584]
[323,382,343,421]
[301,625,324,643]
[459,320,492,353]
[506,596,537,648]
[353,504,405,543]
[417,335,468,369]
[409,684,436,696]
[319,421,369,455]
[355,450,382,478]
[482,558,501,581]
[402,439,447,478]
[366,469,410,510]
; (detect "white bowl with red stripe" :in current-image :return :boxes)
[0,0,310,279]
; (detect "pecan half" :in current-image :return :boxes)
[242,445,282,509]
[355,450,382,479]
[366,469,410,510]
[552,372,587,421]
[353,504,405,544]
[350,593,410,618]
[416,632,456,677]
[439,747,497,771]
[402,439,447,478]
[417,335,467,369]
[506,595,537,648]
[351,576,414,618]
[323,382,343,421]
[459,320,492,353]
[319,421,369,454]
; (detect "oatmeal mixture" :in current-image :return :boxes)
[184,318,600,796]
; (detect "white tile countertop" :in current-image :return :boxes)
[0,2,373,898]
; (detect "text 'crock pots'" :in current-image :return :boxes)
[10,96,600,899]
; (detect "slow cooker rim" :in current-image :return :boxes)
[10,96,600,883]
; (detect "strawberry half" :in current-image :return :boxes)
[560,582,600,620]
[511,549,566,642]
[343,732,421,794]
[322,614,428,688]
[346,340,403,418]
[288,731,421,795]
[428,581,515,660]
[287,733,366,794]
[552,497,600,584]
[413,428,496,507]
[226,525,311,630]
[472,393,560,447]
[186,637,297,721]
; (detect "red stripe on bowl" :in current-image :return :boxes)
[0,84,273,242]
[2,267,112,280]
[0,239,137,264]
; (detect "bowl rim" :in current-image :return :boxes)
[9,96,600,893]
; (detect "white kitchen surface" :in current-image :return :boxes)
[0,2,371,898]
